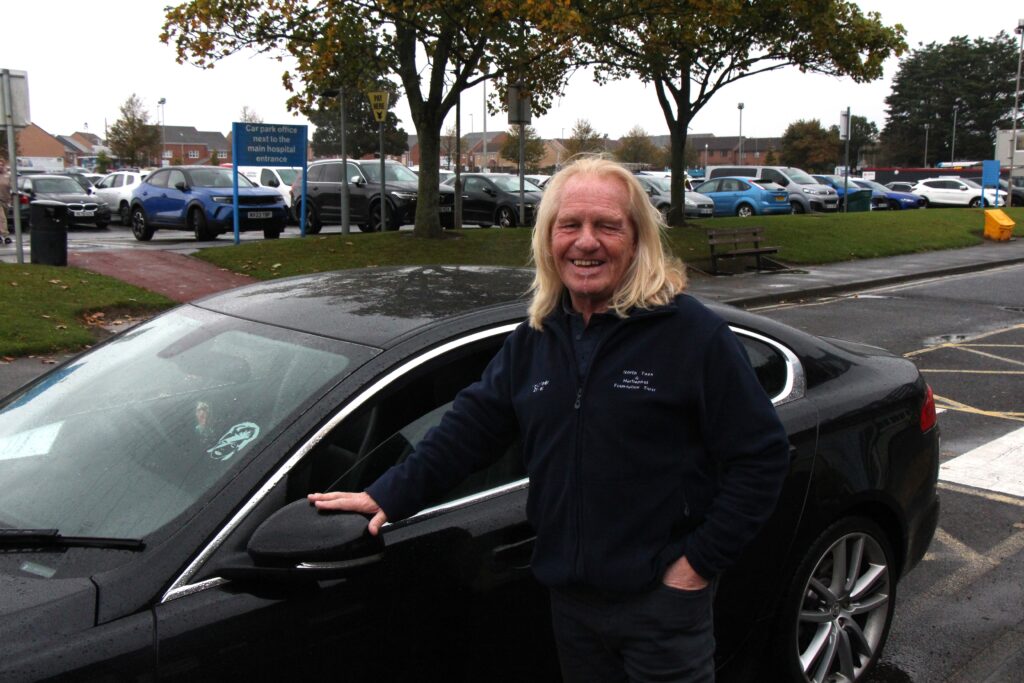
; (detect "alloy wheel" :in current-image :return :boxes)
[795,530,892,683]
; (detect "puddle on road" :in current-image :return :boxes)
[923,333,970,345]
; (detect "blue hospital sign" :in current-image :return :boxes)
[232,123,307,167]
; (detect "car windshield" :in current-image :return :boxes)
[361,163,419,183]
[188,168,255,188]
[277,168,299,185]
[489,176,542,192]
[784,168,819,185]
[33,177,84,194]
[0,307,369,551]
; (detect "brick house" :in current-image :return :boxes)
[13,123,68,169]
[158,126,230,165]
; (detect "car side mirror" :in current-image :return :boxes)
[350,176,365,186]
[175,181,188,191]
[220,498,383,583]
[484,187,496,196]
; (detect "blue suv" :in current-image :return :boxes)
[130,166,288,241]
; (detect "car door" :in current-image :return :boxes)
[719,178,744,214]
[92,173,118,208]
[159,169,189,226]
[153,325,551,682]
[345,162,370,224]
[137,170,170,224]
[311,161,342,223]
[461,176,491,223]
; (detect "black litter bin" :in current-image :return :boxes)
[845,189,873,212]
[30,200,69,266]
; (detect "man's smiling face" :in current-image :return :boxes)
[551,174,637,321]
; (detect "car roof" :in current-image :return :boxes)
[192,266,537,349]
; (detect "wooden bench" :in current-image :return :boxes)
[706,227,779,274]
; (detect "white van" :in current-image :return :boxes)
[706,165,839,213]
[237,167,302,209]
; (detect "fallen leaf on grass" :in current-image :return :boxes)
[271,263,282,270]
[55,325,67,330]
[48,279,63,285]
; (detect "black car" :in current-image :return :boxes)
[0,266,938,682]
[442,173,544,227]
[14,175,113,229]
[291,159,455,233]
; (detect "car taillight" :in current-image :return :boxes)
[920,384,937,432]
[19,194,29,205]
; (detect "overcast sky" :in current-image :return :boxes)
[2,0,1020,145]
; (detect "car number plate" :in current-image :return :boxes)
[775,196,786,202]
[439,206,452,213]
[73,210,95,217]
[248,211,272,219]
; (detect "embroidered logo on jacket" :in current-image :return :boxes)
[532,380,550,393]
[613,369,656,393]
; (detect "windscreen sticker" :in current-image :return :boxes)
[207,422,260,462]
[0,422,63,461]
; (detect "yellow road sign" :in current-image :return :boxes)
[368,91,389,123]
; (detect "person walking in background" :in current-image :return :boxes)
[0,160,12,244]
[310,157,790,682]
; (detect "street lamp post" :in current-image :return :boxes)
[1009,18,1024,208]
[737,103,745,162]
[951,106,958,162]
[157,97,166,166]
[704,143,709,170]
[923,123,930,167]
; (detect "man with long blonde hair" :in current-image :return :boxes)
[311,157,789,682]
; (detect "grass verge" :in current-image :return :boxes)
[0,264,174,357]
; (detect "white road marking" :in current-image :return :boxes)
[939,425,1024,497]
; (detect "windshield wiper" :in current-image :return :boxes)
[0,528,145,551]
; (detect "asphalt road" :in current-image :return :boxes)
[755,264,1024,682]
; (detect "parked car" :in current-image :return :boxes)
[441,173,544,227]
[910,177,1005,208]
[129,166,288,241]
[524,174,551,189]
[811,174,854,202]
[885,181,918,193]
[0,265,938,682]
[49,170,99,193]
[438,169,456,184]
[14,174,113,228]
[92,170,149,225]
[291,159,455,233]
[851,178,926,210]
[635,174,714,219]
[707,165,839,213]
[236,166,301,211]
[693,177,792,217]
[998,178,1024,207]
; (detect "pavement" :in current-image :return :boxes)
[2,235,1023,395]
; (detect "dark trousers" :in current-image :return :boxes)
[550,583,716,683]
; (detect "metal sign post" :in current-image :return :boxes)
[840,107,851,213]
[1,69,30,263]
[508,85,531,227]
[368,91,389,231]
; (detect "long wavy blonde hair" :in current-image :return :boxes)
[527,157,687,330]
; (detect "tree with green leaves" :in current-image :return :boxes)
[880,33,1018,166]
[95,151,111,174]
[107,94,161,167]
[310,82,409,160]
[579,0,905,224]
[781,120,839,172]
[500,125,546,172]
[209,150,221,165]
[163,1,586,238]
[563,119,607,159]
[615,126,661,166]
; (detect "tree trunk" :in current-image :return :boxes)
[413,119,444,239]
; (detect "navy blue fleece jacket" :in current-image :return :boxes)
[366,294,790,593]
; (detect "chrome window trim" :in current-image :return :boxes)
[161,322,522,604]
[730,325,805,406]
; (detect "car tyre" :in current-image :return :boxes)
[365,202,385,233]
[921,196,930,208]
[301,202,323,234]
[791,201,806,214]
[736,204,754,218]
[119,202,131,226]
[968,197,981,208]
[131,206,155,242]
[263,227,281,239]
[776,516,895,683]
[95,219,109,229]
[497,206,517,228]
[191,207,216,241]
[887,200,900,211]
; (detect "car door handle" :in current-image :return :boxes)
[491,535,535,570]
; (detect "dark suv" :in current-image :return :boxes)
[290,160,454,232]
